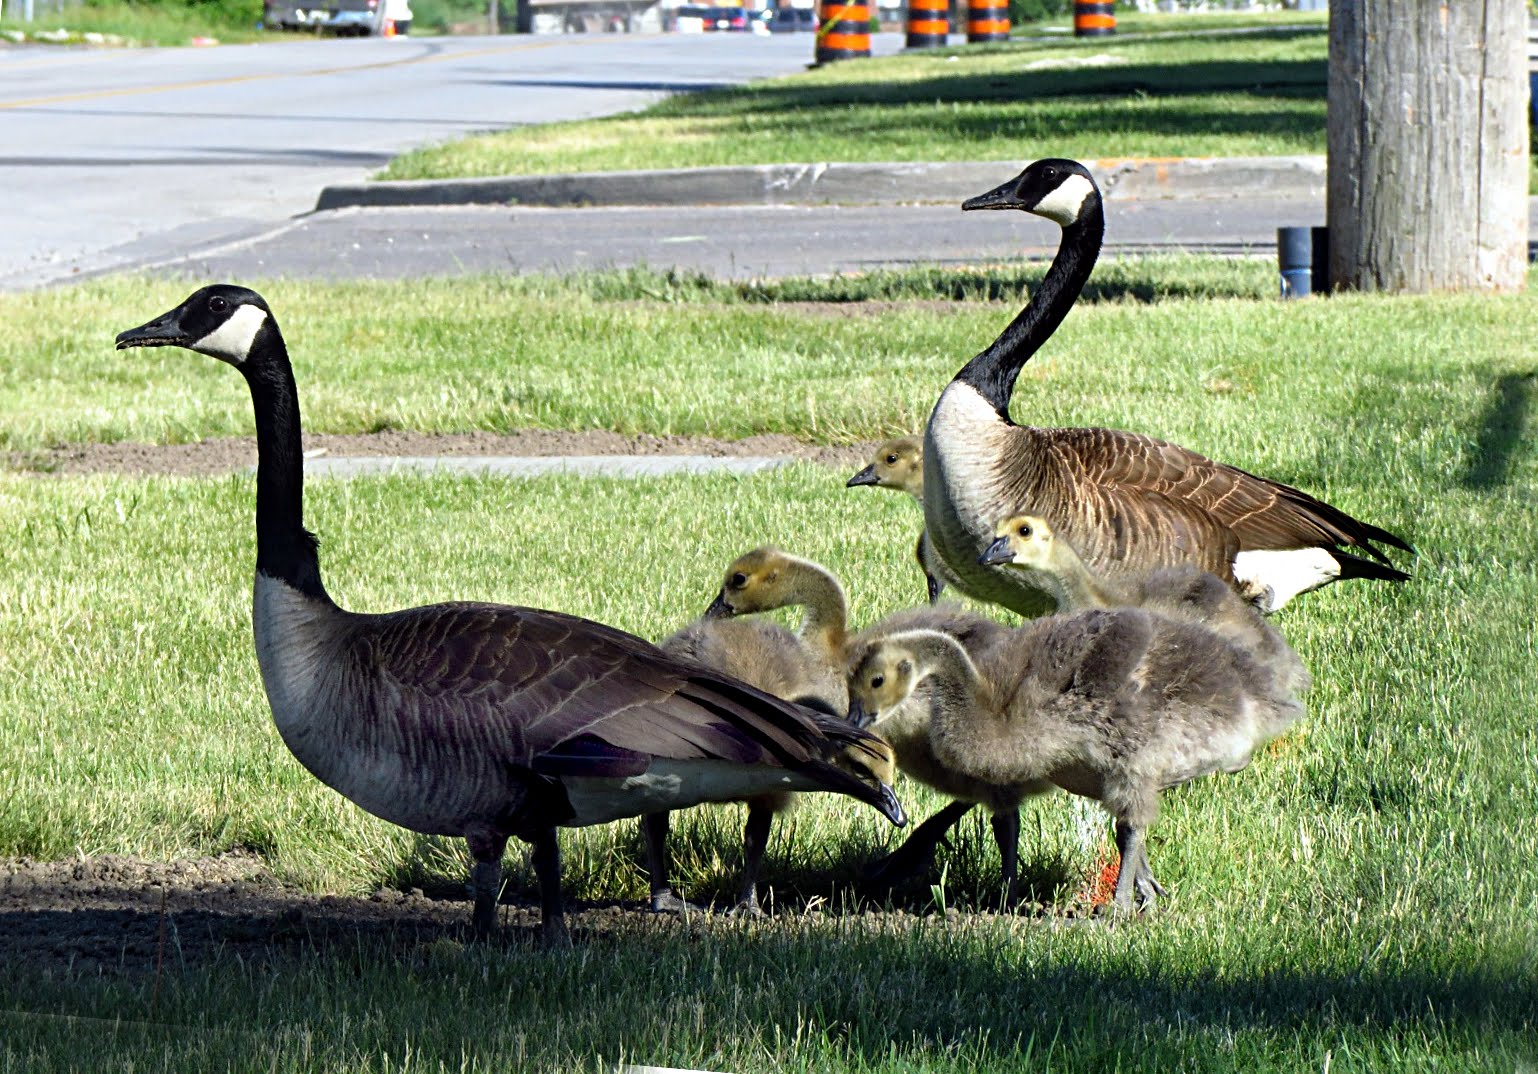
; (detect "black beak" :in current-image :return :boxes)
[874,783,906,827]
[962,175,1026,212]
[978,536,1015,566]
[115,307,189,350]
[847,697,875,729]
[846,465,879,488]
[704,591,735,619]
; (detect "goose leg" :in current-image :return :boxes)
[530,826,571,946]
[990,808,1021,906]
[465,828,508,940]
[642,811,704,914]
[734,802,774,916]
[861,800,975,890]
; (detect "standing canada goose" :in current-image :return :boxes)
[648,611,871,915]
[114,285,904,944]
[924,158,1411,618]
[706,545,1015,893]
[981,513,1306,682]
[846,436,957,604]
[849,613,1308,912]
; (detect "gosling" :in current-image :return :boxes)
[981,513,1307,691]
[709,546,1016,891]
[846,436,954,603]
[848,612,1309,913]
[652,571,886,915]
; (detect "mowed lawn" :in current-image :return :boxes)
[379,26,1329,180]
[0,267,1535,1072]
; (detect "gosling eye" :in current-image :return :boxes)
[870,675,885,690]
[728,572,747,590]
[1017,524,1033,538]
[209,295,229,313]
[885,454,898,465]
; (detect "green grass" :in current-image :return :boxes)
[379,27,1329,180]
[0,1,270,45]
[1,264,1537,1069]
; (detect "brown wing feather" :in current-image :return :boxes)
[355,602,846,775]
[1036,426,1404,563]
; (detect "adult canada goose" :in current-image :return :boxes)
[981,513,1305,679]
[114,285,904,944]
[924,158,1412,618]
[648,611,871,915]
[706,546,1014,892]
[848,613,1308,911]
[846,436,956,604]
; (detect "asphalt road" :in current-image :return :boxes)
[0,30,899,290]
[146,195,1340,283]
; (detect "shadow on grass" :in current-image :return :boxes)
[0,868,1528,1071]
[1461,371,1534,491]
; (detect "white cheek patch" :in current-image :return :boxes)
[192,304,268,365]
[1030,173,1096,226]
[1233,547,1341,612]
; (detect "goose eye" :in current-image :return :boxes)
[1043,166,1057,181]
[870,675,885,689]
[209,295,229,313]
[729,572,747,590]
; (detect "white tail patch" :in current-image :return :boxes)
[1030,173,1097,227]
[1233,547,1341,612]
[192,304,268,366]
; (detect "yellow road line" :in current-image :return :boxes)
[0,34,616,110]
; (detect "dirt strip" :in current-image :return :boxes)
[5,430,879,479]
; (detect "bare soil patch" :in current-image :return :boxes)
[0,853,706,977]
[6,430,878,479]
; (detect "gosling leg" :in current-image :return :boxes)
[990,808,1021,906]
[861,800,975,890]
[734,802,774,916]
[642,811,705,914]
[1111,821,1162,914]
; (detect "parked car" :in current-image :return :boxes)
[264,0,389,35]
[768,5,816,31]
[674,4,751,31]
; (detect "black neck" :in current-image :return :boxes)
[955,201,1104,418]
[241,325,330,602]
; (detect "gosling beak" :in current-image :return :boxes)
[962,176,1026,212]
[703,590,735,619]
[846,465,879,488]
[115,307,190,350]
[847,697,875,729]
[875,783,906,827]
[978,536,1016,566]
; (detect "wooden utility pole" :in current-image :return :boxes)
[1327,0,1529,292]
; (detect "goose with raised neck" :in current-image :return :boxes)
[115,284,905,943]
[923,158,1411,619]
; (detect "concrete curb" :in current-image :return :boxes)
[313,155,1326,212]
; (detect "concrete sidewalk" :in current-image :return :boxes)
[315,155,1327,212]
